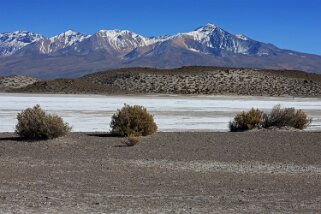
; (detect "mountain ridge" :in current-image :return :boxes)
[1,23,321,79]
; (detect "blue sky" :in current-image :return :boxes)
[1,0,321,55]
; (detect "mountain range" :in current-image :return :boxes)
[1,23,321,79]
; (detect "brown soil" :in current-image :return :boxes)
[10,66,321,97]
[0,131,321,213]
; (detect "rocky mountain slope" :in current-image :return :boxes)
[1,24,321,79]
[16,30,91,55]
[0,31,44,56]
[11,66,321,97]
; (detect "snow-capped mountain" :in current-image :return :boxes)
[170,23,277,56]
[38,30,91,54]
[14,30,91,55]
[95,30,152,50]
[0,24,277,57]
[123,23,280,61]
[0,23,321,79]
[0,31,44,56]
[68,29,168,56]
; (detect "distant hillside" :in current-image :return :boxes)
[0,75,38,91]
[11,66,321,97]
[1,24,321,79]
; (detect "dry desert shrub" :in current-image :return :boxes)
[110,104,157,137]
[122,135,141,147]
[229,108,263,132]
[16,105,71,140]
[262,105,311,129]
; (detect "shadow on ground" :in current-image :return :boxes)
[87,132,121,138]
[0,136,28,142]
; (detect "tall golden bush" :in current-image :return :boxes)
[110,104,157,137]
[229,108,263,132]
[16,105,71,140]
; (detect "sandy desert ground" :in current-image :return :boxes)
[1,93,321,213]
[0,132,321,213]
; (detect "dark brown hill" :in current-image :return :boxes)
[11,66,321,97]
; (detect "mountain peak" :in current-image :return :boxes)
[96,29,136,37]
[13,30,28,34]
[1,31,44,38]
[32,30,91,54]
[0,31,44,56]
[62,29,78,36]
[94,29,155,52]
[50,30,90,42]
[205,23,217,28]
[53,30,88,39]
[194,23,219,32]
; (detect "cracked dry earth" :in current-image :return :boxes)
[0,132,321,213]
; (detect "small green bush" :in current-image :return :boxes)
[16,105,71,140]
[229,108,263,132]
[110,104,157,137]
[262,105,311,129]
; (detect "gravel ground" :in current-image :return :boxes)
[0,132,321,213]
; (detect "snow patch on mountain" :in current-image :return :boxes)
[180,23,222,48]
[50,30,90,46]
[235,34,249,41]
[0,31,44,56]
[188,47,202,53]
[39,30,91,54]
[96,29,167,51]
